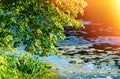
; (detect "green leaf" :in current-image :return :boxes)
[0,0,86,55]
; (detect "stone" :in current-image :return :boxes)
[97,49,105,53]
[77,59,84,64]
[85,49,91,52]
[106,51,114,55]
[66,51,75,56]
[90,48,96,51]
[58,47,64,50]
[59,50,66,55]
[76,45,89,49]
[105,47,113,50]
[69,60,76,64]
[109,60,115,66]
[76,51,89,55]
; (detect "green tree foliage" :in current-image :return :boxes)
[0,0,87,55]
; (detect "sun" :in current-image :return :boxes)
[114,0,120,26]
[110,0,120,29]
[114,0,120,14]
[115,0,120,8]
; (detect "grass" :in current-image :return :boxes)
[0,50,65,79]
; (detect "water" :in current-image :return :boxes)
[1,1,120,78]
[13,19,120,78]
[41,19,120,78]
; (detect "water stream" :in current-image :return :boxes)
[42,20,120,79]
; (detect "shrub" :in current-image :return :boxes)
[0,50,61,79]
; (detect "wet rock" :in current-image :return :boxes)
[57,46,66,50]
[84,58,92,63]
[77,60,84,64]
[77,51,89,55]
[90,48,96,51]
[60,52,67,55]
[93,51,99,55]
[93,50,105,55]
[100,62,108,67]
[109,60,115,66]
[73,54,81,58]
[58,47,64,50]
[106,51,114,55]
[76,45,89,49]
[76,30,88,35]
[85,49,92,52]
[70,56,74,58]
[114,60,119,66]
[117,61,120,65]
[105,47,113,51]
[69,58,84,64]
[116,48,120,50]
[57,35,120,77]
[66,51,76,56]
[97,49,105,52]
[87,52,94,55]
[69,60,76,64]
[59,50,65,54]
[65,30,77,36]
[92,57,101,61]
[108,55,119,59]
[67,46,76,51]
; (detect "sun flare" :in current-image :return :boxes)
[115,0,120,9]
[114,0,120,15]
[107,0,120,29]
[112,0,120,28]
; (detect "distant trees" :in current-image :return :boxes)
[0,0,87,55]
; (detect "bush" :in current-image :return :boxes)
[0,50,62,79]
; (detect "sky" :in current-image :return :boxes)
[78,0,120,30]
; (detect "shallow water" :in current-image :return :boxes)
[41,54,120,79]
[42,20,120,79]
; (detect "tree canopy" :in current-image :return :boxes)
[0,0,87,55]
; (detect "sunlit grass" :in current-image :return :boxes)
[0,50,65,79]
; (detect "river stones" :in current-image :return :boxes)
[56,35,120,77]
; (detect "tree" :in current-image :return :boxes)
[0,0,87,55]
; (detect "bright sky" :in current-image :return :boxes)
[82,0,120,30]
[113,0,120,28]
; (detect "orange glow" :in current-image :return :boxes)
[113,0,120,29]
[79,0,120,30]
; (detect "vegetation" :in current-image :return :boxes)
[0,50,66,79]
[0,0,87,55]
[0,0,87,78]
